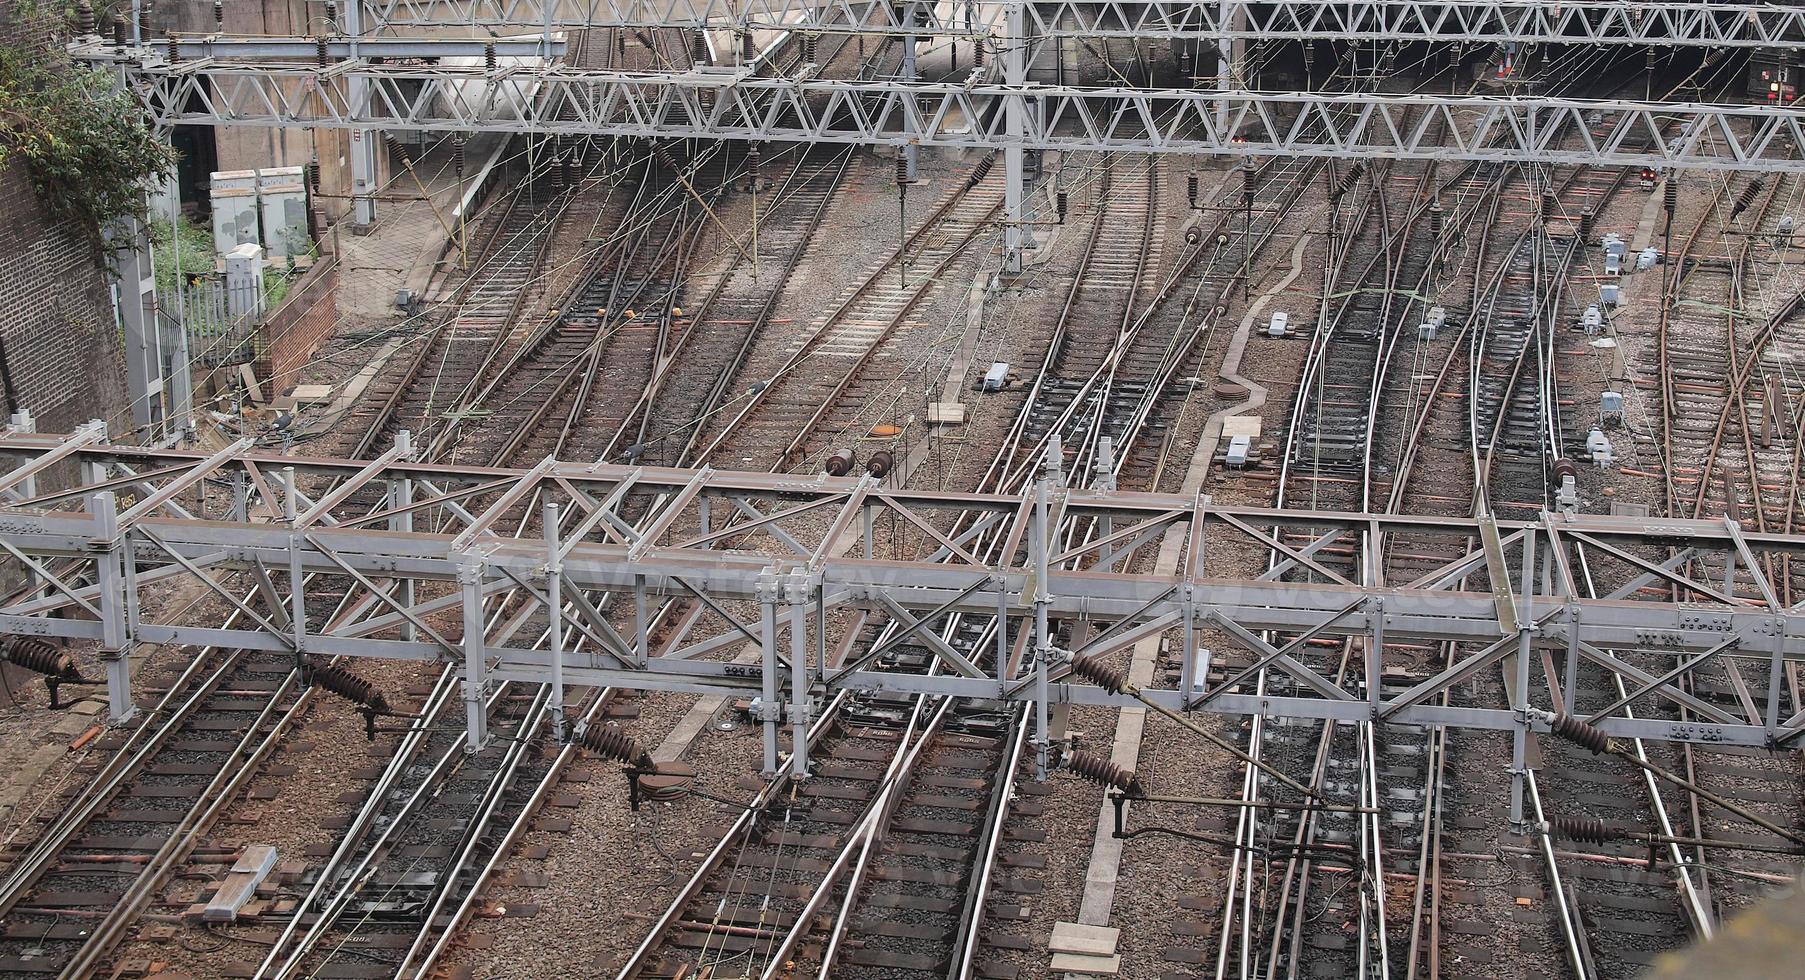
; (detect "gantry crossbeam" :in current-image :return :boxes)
[2,432,1803,771]
[361,0,1805,48]
[103,57,1805,170]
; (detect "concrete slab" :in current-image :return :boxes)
[1050,952,1120,975]
[1050,922,1119,956]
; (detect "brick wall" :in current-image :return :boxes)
[0,9,131,440]
[257,258,339,396]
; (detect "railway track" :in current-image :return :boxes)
[0,650,307,977]
[695,170,1005,471]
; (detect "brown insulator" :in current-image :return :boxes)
[1063,749,1146,796]
[1578,209,1596,241]
[307,160,321,194]
[1331,162,1364,200]
[824,448,856,476]
[1069,652,1129,695]
[167,34,178,62]
[972,36,985,69]
[691,28,708,65]
[316,35,330,67]
[213,0,223,27]
[1186,173,1199,208]
[615,30,627,57]
[655,145,679,174]
[112,14,127,50]
[866,449,895,478]
[452,137,467,178]
[1178,49,1193,78]
[968,153,994,187]
[1731,178,1765,218]
[324,1,338,29]
[1243,165,1258,194]
[138,1,153,40]
[307,659,390,714]
[1547,713,1611,755]
[1056,189,1069,224]
[580,721,653,768]
[1,637,80,680]
[76,0,96,36]
[1663,179,1678,215]
[803,32,819,63]
[1547,814,1614,844]
[740,28,755,62]
[897,152,912,186]
[484,39,497,71]
[1430,202,1445,238]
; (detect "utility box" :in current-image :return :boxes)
[1587,427,1614,466]
[209,170,261,256]
[1603,251,1622,275]
[257,167,311,259]
[1637,247,1659,271]
[1420,306,1447,340]
[1600,283,1621,306]
[982,362,1010,392]
[1601,390,1625,419]
[223,243,266,321]
[1581,305,1603,334]
[1226,434,1252,467]
[1603,233,1627,258]
[1267,311,1289,337]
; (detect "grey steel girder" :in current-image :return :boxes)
[103,56,1805,171]
[75,36,567,60]
[1,434,1803,752]
[358,0,1805,48]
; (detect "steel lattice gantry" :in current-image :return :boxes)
[356,0,1805,47]
[3,429,1805,799]
[94,55,1805,172]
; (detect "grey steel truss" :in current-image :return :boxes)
[359,0,1805,48]
[3,430,1805,787]
[100,55,1805,171]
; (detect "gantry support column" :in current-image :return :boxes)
[545,500,568,743]
[111,217,164,440]
[389,431,415,641]
[757,567,782,775]
[900,2,920,184]
[1003,2,1027,273]
[785,568,814,777]
[460,558,490,752]
[1031,436,1063,777]
[91,491,136,724]
[345,1,379,231]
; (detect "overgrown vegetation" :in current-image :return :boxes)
[148,216,214,294]
[151,216,306,312]
[0,8,176,242]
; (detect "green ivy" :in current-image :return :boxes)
[0,31,176,243]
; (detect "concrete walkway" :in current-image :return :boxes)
[333,134,508,322]
[1075,224,1315,930]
